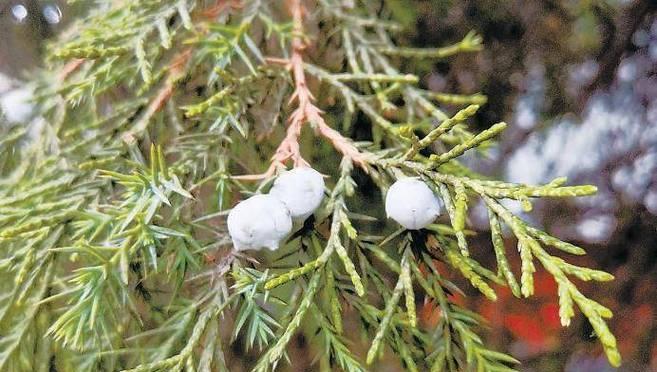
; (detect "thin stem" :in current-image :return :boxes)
[256,0,369,179]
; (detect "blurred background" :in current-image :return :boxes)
[1,0,656,370]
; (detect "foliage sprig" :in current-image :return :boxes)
[0,0,620,370]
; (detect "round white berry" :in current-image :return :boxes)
[269,167,325,220]
[227,194,292,251]
[1,86,34,124]
[385,178,442,230]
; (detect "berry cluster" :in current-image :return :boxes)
[229,170,443,251]
[227,167,325,251]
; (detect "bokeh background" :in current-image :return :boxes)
[1,0,656,371]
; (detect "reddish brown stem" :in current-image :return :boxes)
[59,58,86,81]
[249,0,368,179]
[201,0,243,18]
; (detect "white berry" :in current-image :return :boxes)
[1,86,34,124]
[385,178,442,230]
[227,194,292,251]
[269,167,325,220]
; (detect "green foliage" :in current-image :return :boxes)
[0,0,620,371]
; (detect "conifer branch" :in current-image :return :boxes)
[0,0,621,370]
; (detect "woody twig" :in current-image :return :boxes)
[239,0,368,180]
